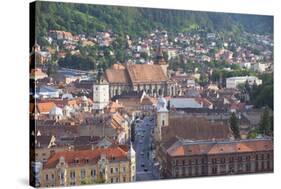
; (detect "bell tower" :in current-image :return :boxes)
[155,45,168,77]
[92,69,109,113]
[155,96,169,142]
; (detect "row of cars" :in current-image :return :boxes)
[134,116,155,173]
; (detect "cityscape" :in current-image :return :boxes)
[30,1,273,187]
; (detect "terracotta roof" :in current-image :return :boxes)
[162,117,231,143]
[166,139,273,157]
[105,101,124,113]
[105,69,130,84]
[44,146,128,169]
[30,68,48,79]
[126,64,167,84]
[37,102,56,113]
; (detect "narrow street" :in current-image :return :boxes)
[133,115,160,181]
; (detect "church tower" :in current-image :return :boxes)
[92,69,109,113]
[155,96,169,142]
[155,46,168,77]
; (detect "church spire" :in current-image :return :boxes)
[155,45,166,65]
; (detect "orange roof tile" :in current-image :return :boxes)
[127,64,167,84]
[36,102,56,113]
[167,139,273,157]
[44,146,128,169]
[105,69,130,84]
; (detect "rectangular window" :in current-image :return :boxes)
[70,171,75,179]
[111,178,114,183]
[123,176,126,182]
[255,162,259,171]
[238,163,243,172]
[188,166,192,176]
[45,174,48,181]
[123,167,126,172]
[111,168,113,174]
[246,163,251,172]
[115,168,118,173]
[91,169,96,177]
[81,169,86,179]
[212,166,217,174]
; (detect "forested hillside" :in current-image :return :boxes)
[35,1,273,40]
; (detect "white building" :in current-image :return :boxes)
[226,76,262,89]
[92,71,109,112]
[49,106,63,121]
[240,62,251,69]
[155,96,169,142]
[128,143,136,182]
[251,63,267,73]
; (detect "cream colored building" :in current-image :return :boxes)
[40,145,136,187]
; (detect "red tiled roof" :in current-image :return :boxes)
[37,102,56,113]
[127,64,167,84]
[167,139,273,157]
[105,69,130,84]
[44,146,128,169]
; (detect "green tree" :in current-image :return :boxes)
[259,108,271,135]
[46,62,58,77]
[229,112,240,139]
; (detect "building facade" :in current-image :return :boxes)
[161,139,273,178]
[39,146,136,187]
[104,60,178,99]
[226,76,262,89]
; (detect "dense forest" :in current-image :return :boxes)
[35,1,273,41]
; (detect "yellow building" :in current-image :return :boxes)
[39,145,136,187]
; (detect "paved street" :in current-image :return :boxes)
[133,115,160,181]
